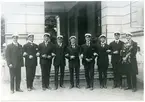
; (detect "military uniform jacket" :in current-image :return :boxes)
[53,43,67,66]
[66,44,80,67]
[38,42,54,65]
[96,42,109,67]
[109,40,124,64]
[5,43,24,68]
[23,42,38,67]
[81,43,96,65]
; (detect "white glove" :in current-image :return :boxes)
[80,54,83,58]
[52,53,56,57]
[106,50,111,53]
[86,58,91,62]
[9,64,13,68]
[93,53,98,56]
[70,55,75,59]
[36,52,40,57]
[47,55,51,59]
[65,54,69,57]
[113,51,119,54]
[42,54,47,58]
[23,52,27,56]
[29,55,33,59]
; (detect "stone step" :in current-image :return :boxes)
[35,67,127,81]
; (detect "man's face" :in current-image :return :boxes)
[85,36,91,42]
[57,38,63,43]
[114,35,120,40]
[126,35,132,41]
[44,36,50,42]
[70,38,76,44]
[28,36,34,42]
[12,36,18,43]
[100,37,106,43]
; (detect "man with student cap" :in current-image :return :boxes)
[85,33,92,37]
[80,33,97,90]
[5,32,24,94]
[44,33,51,37]
[109,31,124,89]
[120,31,138,92]
[69,36,76,40]
[96,34,110,89]
[23,33,39,91]
[65,35,80,89]
[38,32,54,90]
[52,34,67,90]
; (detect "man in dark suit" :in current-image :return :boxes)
[97,34,110,89]
[38,33,54,91]
[52,35,66,90]
[23,33,39,91]
[65,36,80,89]
[109,32,124,89]
[121,32,138,92]
[80,33,97,90]
[5,33,24,94]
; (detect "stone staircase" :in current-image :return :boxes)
[35,65,127,82]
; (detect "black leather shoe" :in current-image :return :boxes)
[132,88,137,92]
[60,85,65,88]
[124,87,131,90]
[31,87,36,90]
[16,89,23,92]
[76,85,80,89]
[86,85,90,89]
[42,88,46,91]
[28,88,31,91]
[54,87,58,90]
[103,85,107,89]
[119,85,123,89]
[69,85,74,89]
[90,87,94,90]
[10,90,14,94]
[112,85,117,89]
[47,86,52,90]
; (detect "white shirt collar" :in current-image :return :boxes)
[115,39,120,42]
[58,42,62,46]
[12,41,18,46]
[28,40,33,44]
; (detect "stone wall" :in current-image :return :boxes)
[2,2,45,45]
[101,1,144,82]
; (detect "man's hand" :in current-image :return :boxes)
[9,64,13,68]
[106,50,111,53]
[80,54,83,58]
[70,55,75,59]
[29,55,33,59]
[89,58,92,61]
[47,55,51,59]
[52,53,56,57]
[93,53,98,56]
[65,54,69,57]
[23,52,27,56]
[42,54,47,58]
[86,58,91,62]
[113,51,119,54]
[36,52,40,57]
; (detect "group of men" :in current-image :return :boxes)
[5,31,138,94]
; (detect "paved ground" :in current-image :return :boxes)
[1,78,144,101]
